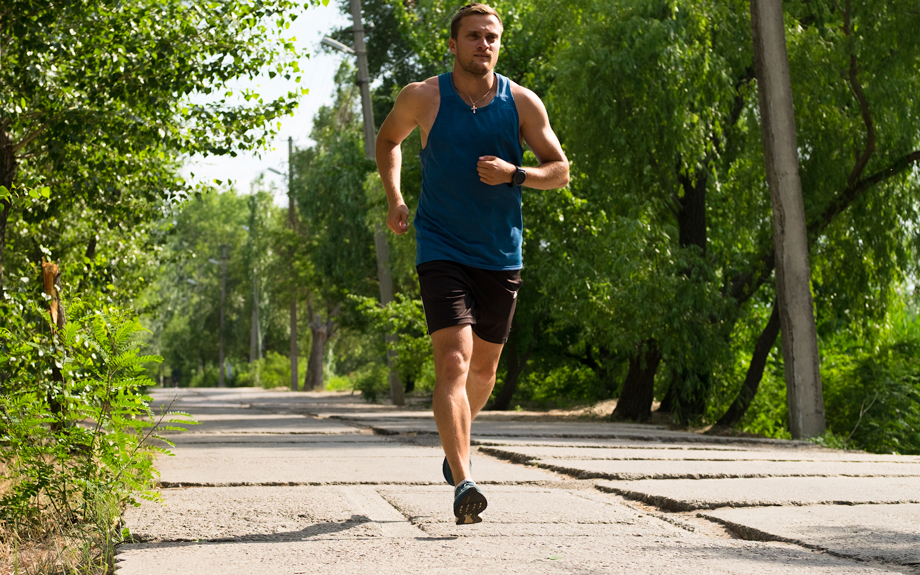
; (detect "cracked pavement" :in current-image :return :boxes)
[116,387,920,574]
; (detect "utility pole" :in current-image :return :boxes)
[288,136,299,392]
[247,202,262,366]
[250,274,261,363]
[751,0,825,438]
[349,0,405,406]
[218,243,227,388]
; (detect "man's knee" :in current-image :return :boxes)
[435,349,470,383]
[468,362,498,385]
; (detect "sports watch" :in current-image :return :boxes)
[508,166,527,187]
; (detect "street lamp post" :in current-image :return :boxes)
[322,0,405,407]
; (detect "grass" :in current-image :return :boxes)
[0,461,122,575]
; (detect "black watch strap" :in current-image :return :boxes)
[508,166,526,187]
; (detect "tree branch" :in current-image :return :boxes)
[811,150,920,237]
[12,124,49,154]
[843,0,875,186]
[729,150,920,303]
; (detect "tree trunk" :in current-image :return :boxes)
[0,127,17,292]
[751,0,825,438]
[303,306,338,391]
[303,321,328,391]
[669,166,714,422]
[716,303,780,427]
[676,168,708,257]
[611,340,661,422]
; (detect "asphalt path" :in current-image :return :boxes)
[116,387,920,574]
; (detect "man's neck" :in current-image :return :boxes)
[451,65,496,99]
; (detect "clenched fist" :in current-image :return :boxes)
[477,155,515,186]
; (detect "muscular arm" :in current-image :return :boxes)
[476,86,569,189]
[376,82,429,234]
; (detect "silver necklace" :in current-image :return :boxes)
[457,80,495,114]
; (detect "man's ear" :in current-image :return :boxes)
[448,37,457,55]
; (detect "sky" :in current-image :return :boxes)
[182,3,352,204]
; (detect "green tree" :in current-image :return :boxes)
[1,0,318,292]
[146,190,248,385]
[547,0,920,425]
[291,62,378,390]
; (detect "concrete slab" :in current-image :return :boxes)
[701,504,920,566]
[124,486,426,542]
[479,445,920,464]
[352,417,809,446]
[523,458,920,480]
[165,433,385,445]
[115,537,904,575]
[377,485,691,538]
[155,412,360,435]
[156,444,560,486]
[597,477,920,511]
[148,387,377,408]
[474,437,813,450]
[350,417,694,437]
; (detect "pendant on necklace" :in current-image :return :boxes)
[472,104,477,114]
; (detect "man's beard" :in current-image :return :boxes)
[458,52,494,76]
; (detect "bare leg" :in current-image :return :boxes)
[431,325,474,485]
[431,326,505,485]
[467,333,504,419]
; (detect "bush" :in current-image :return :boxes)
[352,362,390,403]
[0,289,191,539]
[822,339,920,455]
[189,365,221,387]
[739,298,920,451]
[235,352,307,389]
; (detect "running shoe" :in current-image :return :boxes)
[453,479,487,525]
[442,456,471,486]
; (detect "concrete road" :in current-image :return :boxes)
[117,388,920,574]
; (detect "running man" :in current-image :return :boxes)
[375,2,569,524]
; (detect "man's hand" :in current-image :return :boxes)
[387,202,409,235]
[477,156,515,186]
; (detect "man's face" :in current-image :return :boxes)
[449,14,502,76]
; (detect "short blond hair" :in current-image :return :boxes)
[450,3,503,40]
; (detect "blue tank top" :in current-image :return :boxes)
[415,72,524,270]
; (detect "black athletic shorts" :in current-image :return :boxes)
[417,260,522,344]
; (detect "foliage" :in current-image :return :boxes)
[370,0,920,440]
[1,0,325,297]
[819,297,920,454]
[235,352,307,389]
[292,62,378,305]
[343,362,386,403]
[352,293,434,393]
[0,285,192,536]
[143,187,295,386]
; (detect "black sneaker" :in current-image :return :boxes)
[442,456,472,486]
[453,479,487,525]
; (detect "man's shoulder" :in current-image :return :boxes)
[507,79,542,109]
[400,76,441,100]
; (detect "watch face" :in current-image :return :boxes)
[513,168,526,186]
